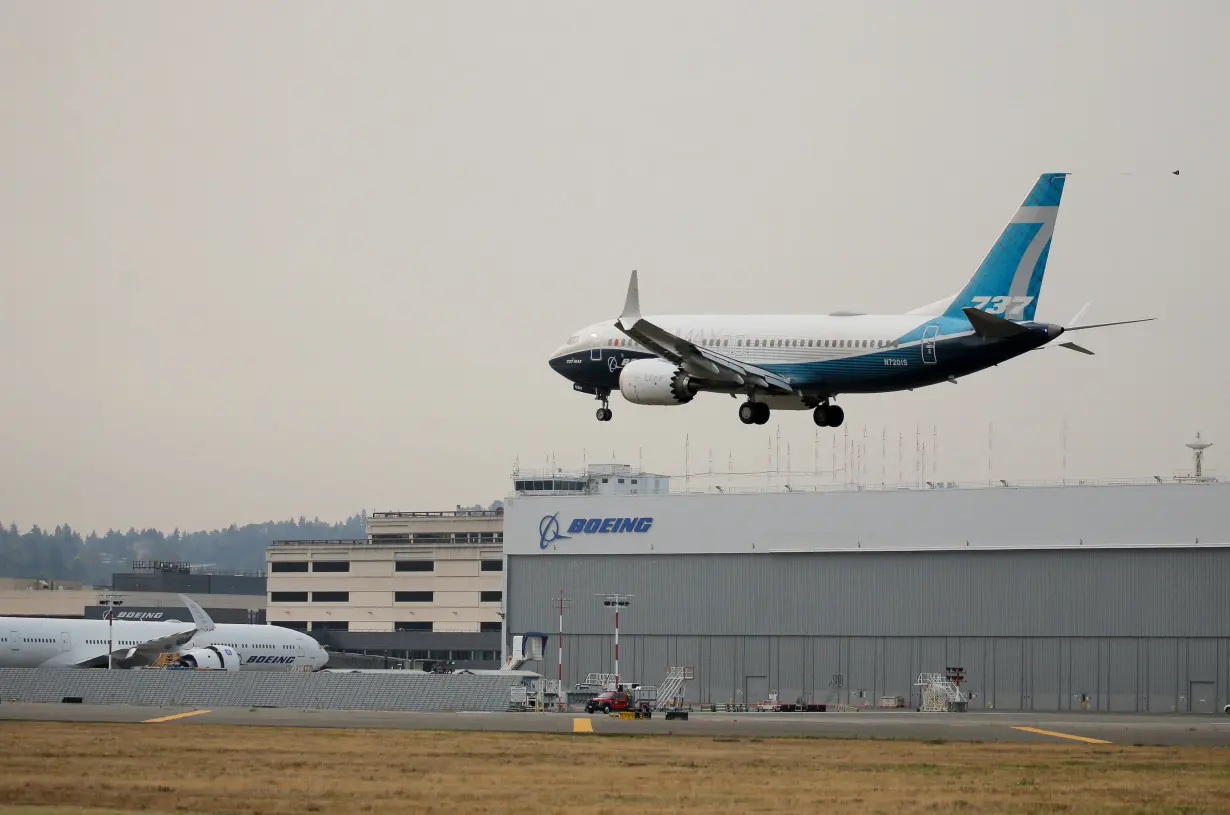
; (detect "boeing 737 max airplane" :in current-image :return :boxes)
[549,172,1156,426]
[0,594,329,671]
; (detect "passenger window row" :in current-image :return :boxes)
[603,336,899,350]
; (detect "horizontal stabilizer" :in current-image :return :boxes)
[962,307,1032,339]
[1058,341,1094,355]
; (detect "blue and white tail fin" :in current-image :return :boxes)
[943,172,1068,323]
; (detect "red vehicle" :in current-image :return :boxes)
[585,689,651,714]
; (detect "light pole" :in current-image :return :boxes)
[98,593,125,670]
[553,590,571,712]
[597,593,632,689]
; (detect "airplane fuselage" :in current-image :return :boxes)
[550,313,1057,399]
[0,616,328,671]
[548,173,1154,427]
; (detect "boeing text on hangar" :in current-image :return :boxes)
[568,517,653,534]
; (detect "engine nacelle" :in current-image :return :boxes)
[176,645,240,671]
[618,358,697,406]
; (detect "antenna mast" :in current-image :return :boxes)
[1179,432,1214,483]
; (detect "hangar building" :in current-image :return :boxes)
[503,473,1230,713]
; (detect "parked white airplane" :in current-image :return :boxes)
[0,594,329,671]
[549,172,1159,426]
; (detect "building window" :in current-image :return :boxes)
[270,592,308,603]
[480,560,503,572]
[272,621,308,630]
[312,561,350,572]
[312,591,349,603]
[395,560,434,572]
[480,591,502,603]
[395,591,433,603]
[480,621,502,632]
[312,621,349,631]
[271,561,308,573]
[398,622,433,632]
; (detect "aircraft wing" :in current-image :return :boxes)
[177,593,216,632]
[613,271,795,394]
[73,627,198,668]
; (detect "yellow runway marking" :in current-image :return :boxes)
[143,710,212,723]
[572,717,594,733]
[1012,726,1110,744]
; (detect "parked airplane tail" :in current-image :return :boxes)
[943,172,1068,323]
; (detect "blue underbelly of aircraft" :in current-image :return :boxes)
[766,334,1042,393]
[550,334,1042,395]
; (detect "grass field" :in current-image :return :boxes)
[1,722,1228,814]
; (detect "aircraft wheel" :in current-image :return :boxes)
[738,402,757,424]
[596,407,612,422]
[813,406,830,427]
[753,402,770,424]
[828,405,845,427]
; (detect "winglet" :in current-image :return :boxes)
[177,593,216,633]
[962,307,1032,339]
[617,270,641,329]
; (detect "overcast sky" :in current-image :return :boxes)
[2,1,1227,533]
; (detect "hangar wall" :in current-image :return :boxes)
[516,629,1228,714]
[509,549,1230,638]
[503,481,1230,713]
[507,550,1230,712]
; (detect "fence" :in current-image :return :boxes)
[0,669,524,712]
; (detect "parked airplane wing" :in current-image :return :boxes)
[74,627,198,668]
[177,593,216,633]
[615,271,795,393]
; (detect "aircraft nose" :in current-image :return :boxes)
[549,353,575,379]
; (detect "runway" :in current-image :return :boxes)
[3,703,1230,746]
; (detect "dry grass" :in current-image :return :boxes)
[1,722,1228,814]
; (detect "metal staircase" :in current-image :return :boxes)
[654,666,694,710]
[580,672,620,691]
[914,672,967,712]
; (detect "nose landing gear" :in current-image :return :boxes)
[595,390,612,422]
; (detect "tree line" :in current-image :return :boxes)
[0,514,367,585]
[0,499,505,585]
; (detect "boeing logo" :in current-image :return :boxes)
[539,512,571,549]
[539,513,654,549]
[245,655,296,664]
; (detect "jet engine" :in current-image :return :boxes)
[176,645,241,671]
[618,358,697,406]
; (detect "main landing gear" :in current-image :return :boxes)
[813,403,844,427]
[595,390,612,422]
[738,401,770,425]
